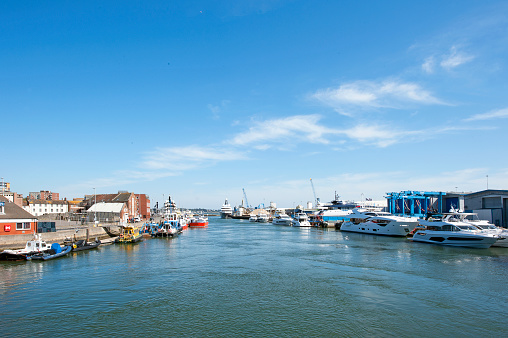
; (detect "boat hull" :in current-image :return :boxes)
[28,245,72,261]
[189,222,208,227]
[340,220,417,236]
[410,231,498,248]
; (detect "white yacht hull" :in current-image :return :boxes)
[292,220,312,227]
[272,219,292,226]
[410,231,498,248]
[340,220,418,236]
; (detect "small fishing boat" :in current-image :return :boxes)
[27,243,72,261]
[152,221,180,237]
[72,239,101,251]
[115,226,143,243]
[0,233,53,261]
[140,222,159,237]
[189,215,209,227]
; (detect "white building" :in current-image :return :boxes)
[24,200,69,217]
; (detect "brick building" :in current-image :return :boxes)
[0,196,38,236]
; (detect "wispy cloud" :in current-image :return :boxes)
[142,145,246,171]
[422,56,436,74]
[464,108,508,122]
[311,79,445,113]
[207,100,230,119]
[440,46,475,70]
[229,114,339,147]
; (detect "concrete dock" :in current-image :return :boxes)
[0,222,142,250]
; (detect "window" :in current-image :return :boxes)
[23,223,30,230]
[16,223,23,230]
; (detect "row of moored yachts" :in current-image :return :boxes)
[252,208,508,249]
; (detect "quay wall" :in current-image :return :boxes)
[0,225,111,250]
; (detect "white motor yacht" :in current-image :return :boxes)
[457,212,508,247]
[249,215,257,222]
[291,213,312,227]
[221,198,233,219]
[340,209,419,236]
[256,214,270,223]
[272,213,293,226]
[411,214,498,248]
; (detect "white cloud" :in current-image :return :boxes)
[207,100,230,119]
[143,145,246,171]
[341,124,401,148]
[464,108,508,122]
[440,46,475,70]
[229,114,338,146]
[422,56,435,74]
[311,79,445,112]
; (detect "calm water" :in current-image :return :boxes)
[1,218,507,337]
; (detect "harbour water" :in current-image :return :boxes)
[1,218,507,337]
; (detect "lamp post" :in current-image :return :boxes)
[486,175,489,190]
[94,187,97,225]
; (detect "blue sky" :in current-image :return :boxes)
[2,0,508,209]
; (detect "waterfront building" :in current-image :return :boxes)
[0,196,38,236]
[464,189,508,228]
[135,194,151,220]
[87,202,128,223]
[84,191,145,221]
[23,199,69,217]
[29,190,59,201]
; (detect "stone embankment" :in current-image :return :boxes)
[0,221,143,250]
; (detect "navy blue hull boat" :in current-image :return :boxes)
[27,243,72,261]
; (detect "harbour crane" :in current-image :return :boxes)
[242,188,250,208]
[310,178,318,207]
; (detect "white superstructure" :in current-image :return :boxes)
[221,198,233,219]
[340,209,419,236]
[411,214,498,248]
[291,213,312,227]
[272,213,293,226]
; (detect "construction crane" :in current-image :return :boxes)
[242,188,250,208]
[310,178,318,207]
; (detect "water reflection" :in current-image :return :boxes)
[1,218,508,336]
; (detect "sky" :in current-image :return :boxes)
[2,0,508,209]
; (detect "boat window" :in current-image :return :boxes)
[456,225,478,231]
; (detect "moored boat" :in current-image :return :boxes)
[0,233,53,261]
[221,198,233,219]
[340,209,419,236]
[256,213,269,223]
[411,213,499,248]
[189,215,209,227]
[72,239,101,252]
[115,226,143,243]
[410,224,498,248]
[272,213,293,226]
[291,213,312,227]
[27,243,72,261]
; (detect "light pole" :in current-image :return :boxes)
[486,175,489,190]
[94,187,97,225]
